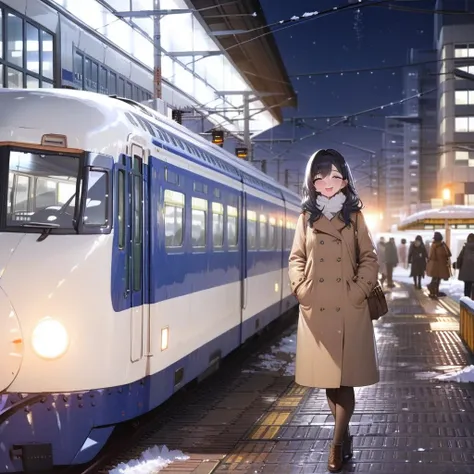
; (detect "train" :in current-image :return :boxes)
[0,88,301,472]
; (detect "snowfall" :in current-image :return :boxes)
[108,267,474,473]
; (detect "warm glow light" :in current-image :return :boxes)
[363,212,379,231]
[161,327,169,351]
[32,317,69,359]
[442,188,451,201]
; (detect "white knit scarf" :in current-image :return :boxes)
[316,192,346,220]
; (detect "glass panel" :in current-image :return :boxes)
[99,66,107,94]
[74,51,83,88]
[118,77,124,96]
[212,212,223,248]
[41,81,53,88]
[91,61,98,91]
[7,14,23,68]
[6,151,80,229]
[191,209,206,247]
[26,23,39,73]
[26,75,39,88]
[84,57,91,89]
[118,170,125,248]
[84,170,108,226]
[0,10,3,59]
[108,71,116,95]
[125,82,132,99]
[164,205,183,247]
[41,31,54,79]
[7,68,23,88]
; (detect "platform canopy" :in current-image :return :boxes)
[398,205,474,230]
[51,0,296,139]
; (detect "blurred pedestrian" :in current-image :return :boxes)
[456,233,474,299]
[385,237,399,288]
[376,237,387,287]
[426,232,452,298]
[398,238,408,269]
[408,235,427,289]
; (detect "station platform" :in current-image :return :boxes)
[118,283,474,474]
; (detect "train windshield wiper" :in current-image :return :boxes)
[21,222,60,228]
[21,222,60,242]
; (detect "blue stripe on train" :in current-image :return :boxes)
[0,296,297,472]
[111,155,298,313]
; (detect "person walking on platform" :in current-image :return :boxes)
[384,238,399,288]
[288,149,379,473]
[376,237,387,287]
[408,235,427,289]
[398,238,408,269]
[426,231,452,298]
[456,233,474,298]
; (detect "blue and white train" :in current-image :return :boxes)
[0,89,301,472]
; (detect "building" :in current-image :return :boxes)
[436,0,474,205]
[0,0,296,156]
[399,48,438,219]
[382,117,405,229]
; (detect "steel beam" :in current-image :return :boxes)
[115,9,193,18]
[167,51,222,57]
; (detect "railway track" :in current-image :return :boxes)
[57,308,297,474]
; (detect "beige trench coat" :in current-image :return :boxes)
[288,211,379,389]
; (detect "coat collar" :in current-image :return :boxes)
[310,212,353,240]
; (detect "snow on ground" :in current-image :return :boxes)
[393,266,464,302]
[109,446,189,474]
[244,333,296,376]
[435,366,474,383]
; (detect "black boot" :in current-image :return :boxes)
[343,428,353,462]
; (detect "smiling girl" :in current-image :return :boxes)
[288,149,380,472]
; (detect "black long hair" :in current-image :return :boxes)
[301,148,363,227]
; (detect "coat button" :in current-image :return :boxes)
[320,240,324,244]
[320,258,324,262]
[320,307,325,311]
[336,307,340,312]
[299,277,303,281]
[337,257,341,262]
[319,278,324,282]
[336,278,341,282]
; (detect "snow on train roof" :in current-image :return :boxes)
[0,88,301,205]
[399,205,474,227]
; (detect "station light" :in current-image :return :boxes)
[442,188,451,201]
[171,109,182,125]
[235,147,248,159]
[212,130,224,147]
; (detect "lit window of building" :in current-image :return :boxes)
[455,116,474,132]
[455,91,474,105]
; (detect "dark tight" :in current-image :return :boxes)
[465,281,473,298]
[413,275,422,288]
[429,277,441,296]
[326,386,355,444]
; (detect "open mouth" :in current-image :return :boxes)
[325,187,334,192]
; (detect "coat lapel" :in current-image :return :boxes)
[311,215,342,240]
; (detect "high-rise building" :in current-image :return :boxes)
[436,0,474,205]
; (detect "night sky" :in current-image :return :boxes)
[256,0,435,190]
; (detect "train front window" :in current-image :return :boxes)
[4,150,80,231]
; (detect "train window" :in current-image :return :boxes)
[193,182,208,194]
[259,215,268,250]
[213,188,221,199]
[165,168,179,185]
[286,221,295,250]
[5,151,79,229]
[132,170,143,291]
[276,219,283,249]
[247,210,257,250]
[212,202,224,248]
[83,170,108,226]
[118,170,125,248]
[108,71,117,95]
[99,66,108,94]
[268,217,276,250]
[164,190,184,247]
[227,205,238,247]
[191,197,207,248]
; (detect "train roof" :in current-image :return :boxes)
[0,89,301,207]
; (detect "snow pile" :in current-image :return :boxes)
[109,445,189,474]
[435,365,474,383]
[245,334,296,375]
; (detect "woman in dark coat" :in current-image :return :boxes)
[456,233,474,298]
[426,232,452,298]
[408,235,427,289]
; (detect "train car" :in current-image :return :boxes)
[0,88,301,473]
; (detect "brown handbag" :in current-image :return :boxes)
[354,214,388,321]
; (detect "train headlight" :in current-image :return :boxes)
[32,317,69,359]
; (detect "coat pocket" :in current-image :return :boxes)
[346,280,366,308]
[296,279,313,306]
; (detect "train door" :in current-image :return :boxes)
[128,143,149,363]
[239,187,247,342]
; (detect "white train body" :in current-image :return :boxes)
[0,89,300,472]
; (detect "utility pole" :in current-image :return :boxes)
[153,0,162,101]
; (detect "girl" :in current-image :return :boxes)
[289,149,380,472]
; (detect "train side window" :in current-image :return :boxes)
[212,202,224,249]
[247,210,257,249]
[227,205,238,247]
[132,158,143,292]
[191,197,207,248]
[286,221,295,250]
[268,217,276,250]
[276,219,283,249]
[259,214,268,250]
[164,190,184,248]
[84,170,108,226]
[117,170,125,248]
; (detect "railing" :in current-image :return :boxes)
[460,297,474,353]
